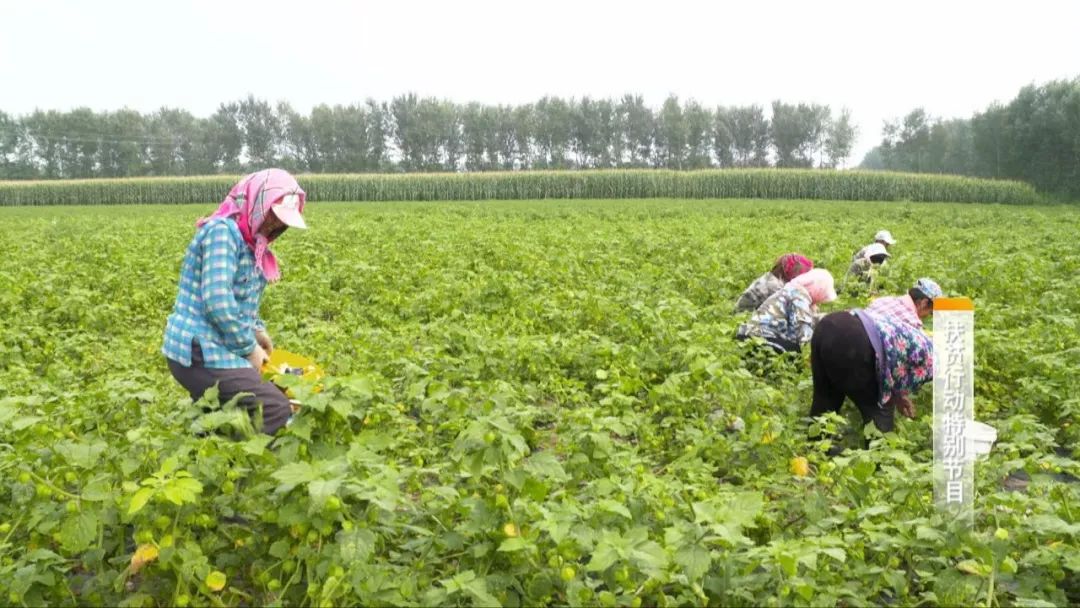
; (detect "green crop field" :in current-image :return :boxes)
[1,198,1078,607]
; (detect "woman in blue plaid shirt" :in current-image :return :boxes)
[162,169,307,434]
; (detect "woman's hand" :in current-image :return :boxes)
[890,395,916,419]
[255,330,274,354]
[247,344,270,370]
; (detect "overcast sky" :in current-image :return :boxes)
[2,0,1078,164]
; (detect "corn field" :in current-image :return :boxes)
[0,169,1040,206]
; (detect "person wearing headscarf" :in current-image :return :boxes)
[734,253,814,313]
[809,304,933,438]
[162,169,308,435]
[736,268,837,354]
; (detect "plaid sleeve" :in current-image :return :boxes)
[199,223,257,356]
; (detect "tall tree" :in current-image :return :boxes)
[99,109,148,177]
[147,107,198,176]
[237,95,281,169]
[711,106,735,168]
[617,94,653,168]
[205,103,243,173]
[654,95,687,169]
[729,105,770,167]
[824,108,857,169]
[683,100,713,169]
[533,96,572,169]
[461,102,492,171]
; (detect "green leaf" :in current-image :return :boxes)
[59,510,99,553]
[440,569,477,594]
[271,462,319,493]
[464,577,501,607]
[54,441,107,469]
[161,477,203,505]
[1027,514,1080,536]
[11,416,43,431]
[308,478,342,505]
[629,541,669,575]
[328,398,354,418]
[675,545,711,580]
[586,540,620,572]
[128,488,154,515]
[778,552,798,577]
[242,435,273,456]
[599,499,631,519]
[820,547,846,563]
[497,537,532,553]
[269,539,291,560]
[1064,551,1080,572]
[337,529,375,563]
[81,477,113,502]
[956,559,991,576]
[523,451,569,482]
[916,525,944,542]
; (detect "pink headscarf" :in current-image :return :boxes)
[789,268,837,305]
[196,169,306,282]
[776,253,814,282]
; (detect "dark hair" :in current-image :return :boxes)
[909,287,932,305]
[770,261,784,279]
[869,254,888,265]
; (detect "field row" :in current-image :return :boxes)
[0,169,1040,206]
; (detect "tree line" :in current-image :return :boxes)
[861,77,1080,198]
[0,95,857,179]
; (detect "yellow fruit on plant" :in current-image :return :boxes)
[789,456,810,477]
[503,522,519,538]
[130,544,159,573]
[205,571,227,592]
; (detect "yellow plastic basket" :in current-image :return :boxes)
[261,349,324,382]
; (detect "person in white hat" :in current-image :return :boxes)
[162,169,308,435]
[852,230,896,264]
[847,242,890,283]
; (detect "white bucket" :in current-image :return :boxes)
[967,420,998,457]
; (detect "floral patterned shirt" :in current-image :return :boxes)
[869,314,934,407]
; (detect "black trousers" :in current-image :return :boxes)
[809,312,894,433]
[167,342,292,435]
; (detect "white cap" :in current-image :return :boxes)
[865,243,890,258]
[874,230,896,245]
[271,193,307,229]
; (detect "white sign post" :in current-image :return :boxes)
[933,297,975,524]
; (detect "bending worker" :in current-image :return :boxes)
[734,253,814,312]
[808,278,941,438]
